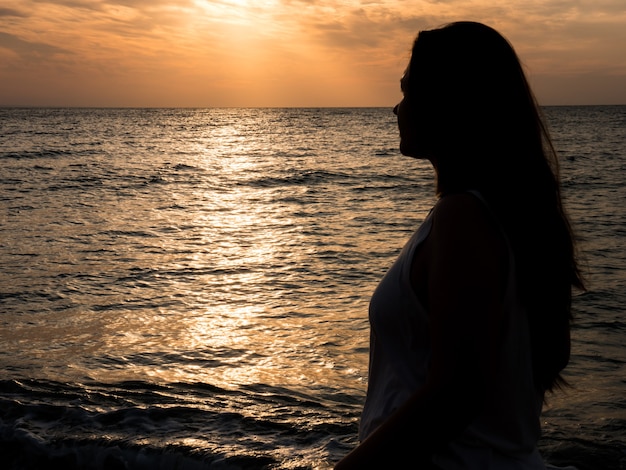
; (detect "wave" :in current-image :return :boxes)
[238,168,417,191]
[0,149,74,160]
[0,379,357,469]
[0,429,277,470]
[239,170,354,189]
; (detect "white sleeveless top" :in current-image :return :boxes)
[359,192,547,469]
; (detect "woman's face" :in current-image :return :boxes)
[394,70,433,163]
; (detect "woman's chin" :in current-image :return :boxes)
[399,144,435,166]
[399,142,413,156]
[399,143,421,158]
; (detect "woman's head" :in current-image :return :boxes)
[398,22,550,193]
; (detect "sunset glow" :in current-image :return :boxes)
[1,0,625,107]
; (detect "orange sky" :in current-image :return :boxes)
[1,0,625,107]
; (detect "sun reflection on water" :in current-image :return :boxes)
[1,108,426,394]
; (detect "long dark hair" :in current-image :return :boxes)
[405,22,585,391]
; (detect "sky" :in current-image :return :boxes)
[0,0,625,107]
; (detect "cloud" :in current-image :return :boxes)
[0,31,69,60]
[0,7,29,17]
[0,0,624,105]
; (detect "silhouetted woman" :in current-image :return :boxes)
[335,22,584,469]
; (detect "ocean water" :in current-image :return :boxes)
[0,106,624,469]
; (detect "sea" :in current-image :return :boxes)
[0,106,624,470]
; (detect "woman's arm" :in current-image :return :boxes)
[335,193,508,469]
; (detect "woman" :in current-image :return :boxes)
[335,22,584,469]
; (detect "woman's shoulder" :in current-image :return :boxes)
[430,191,507,256]
[432,191,492,228]
[428,192,510,305]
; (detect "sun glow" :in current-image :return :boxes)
[193,0,279,24]
[1,0,624,106]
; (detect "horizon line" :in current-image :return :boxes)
[2,104,625,109]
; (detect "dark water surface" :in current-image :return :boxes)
[0,107,624,469]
